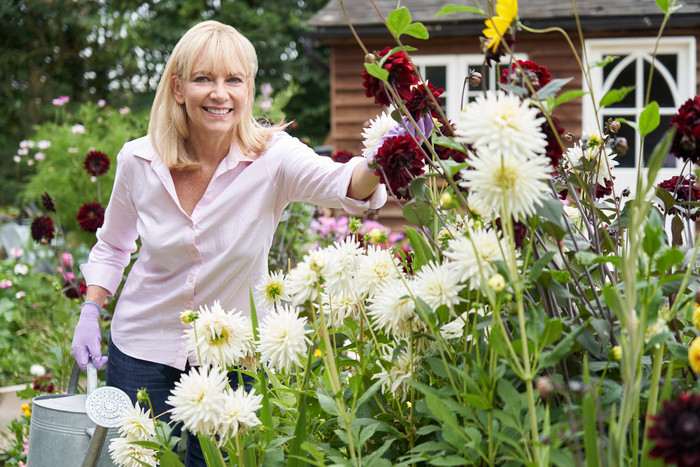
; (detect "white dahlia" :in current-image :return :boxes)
[184,301,255,368]
[321,237,362,297]
[458,150,552,219]
[361,111,398,158]
[412,261,463,312]
[116,402,155,441]
[455,90,547,160]
[166,366,228,436]
[444,227,505,287]
[216,387,263,443]
[355,245,402,298]
[367,280,416,339]
[255,270,291,308]
[108,437,158,467]
[257,304,312,373]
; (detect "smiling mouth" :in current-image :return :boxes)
[204,107,232,115]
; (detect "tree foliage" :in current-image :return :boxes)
[0,0,330,206]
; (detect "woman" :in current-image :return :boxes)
[70,20,385,465]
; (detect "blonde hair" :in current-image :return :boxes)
[148,20,285,168]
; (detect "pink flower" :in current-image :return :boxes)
[71,124,85,134]
[26,159,34,166]
[37,140,51,149]
[13,156,20,163]
[61,252,73,267]
[13,264,28,276]
[97,99,106,107]
[15,291,26,299]
[10,247,23,258]
[0,280,12,289]
[119,107,130,115]
[34,152,45,161]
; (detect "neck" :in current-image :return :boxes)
[186,132,233,166]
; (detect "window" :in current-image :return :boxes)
[582,37,696,192]
[412,53,527,120]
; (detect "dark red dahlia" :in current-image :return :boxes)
[41,192,55,212]
[83,150,110,176]
[595,178,615,199]
[540,114,566,168]
[362,47,419,107]
[647,393,700,467]
[332,150,355,163]
[493,217,528,249]
[30,216,55,243]
[77,202,105,233]
[32,376,56,394]
[670,96,700,164]
[500,60,552,92]
[657,175,700,219]
[405,81,444,119]
[371,134,425,200]
[484,37,515,67]
[63,279,87,299]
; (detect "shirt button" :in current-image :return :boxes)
[188,276,194,283]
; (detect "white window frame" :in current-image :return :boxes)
[582,37,696,193]
[412,53,527,120]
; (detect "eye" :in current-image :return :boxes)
[193,76,210,83]
[228,76,244,85]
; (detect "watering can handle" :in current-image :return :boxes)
[67,359,99,395]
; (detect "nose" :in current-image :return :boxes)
[210,80,227,100]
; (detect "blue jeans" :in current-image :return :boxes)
[106,338,252,466]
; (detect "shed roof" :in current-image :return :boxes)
[309,0,700,37]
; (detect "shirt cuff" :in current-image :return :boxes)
[336,157,388,214]
[80,263,123,296]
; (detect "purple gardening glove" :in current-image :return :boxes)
[70,302,108,371]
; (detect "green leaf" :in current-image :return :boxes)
[655,187,677,210]
[429,456,469,466]
[408,176,427,201]
[655,0,670,13]
[387,7,429,39]
[387,7,412,37]
[404,22,429,40]
[646,127,676,189]
[582,357,602,467]
[159,451,185,467]
[539,321,589,368]
[317,389,340,416]
[667,342,689,364]
[639,101,660,137]
[363,62,389,82]
[529,251,556,282]
[403,198,434,227]
[540,318,564,347]
[198,435,226,467]
[553,89,588,109]
[435,5,486,17]
[354,380,383,412]
[655,247,684,275]
[433,135,469,155]
[534,77,573,100]
[590,55,619,69]
[405,227,435,268]
[599,86,635,107]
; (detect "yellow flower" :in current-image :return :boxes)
[482,0,518,52]
[692,302,700,330]
[20,403,31,417]
[313,348,322,358]
[689,338,700,373]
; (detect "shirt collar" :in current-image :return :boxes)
[133,136,255,171]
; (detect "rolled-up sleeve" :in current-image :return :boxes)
[269,134,387,214]
[80,150,139,295]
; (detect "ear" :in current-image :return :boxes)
[171,75,185,105]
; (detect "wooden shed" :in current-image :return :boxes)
[307,0,700,228]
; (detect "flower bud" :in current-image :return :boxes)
[535,377,555,400]
[608,120,621,133]
[440,192,454,209]
[488,273,506,293]
[613,136,628,156]
[468,70,482,87]
[367,227,385,244]
[180,310,198,324]
[611,345,622,361]
[136,387,149,404]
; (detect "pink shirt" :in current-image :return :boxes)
[80,133,387,370]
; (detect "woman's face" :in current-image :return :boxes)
[172,54,250,143]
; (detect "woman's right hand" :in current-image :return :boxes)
[70,302,108,370]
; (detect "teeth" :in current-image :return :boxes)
[205,107,230,115]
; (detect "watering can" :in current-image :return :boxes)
[26,360,131,467]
